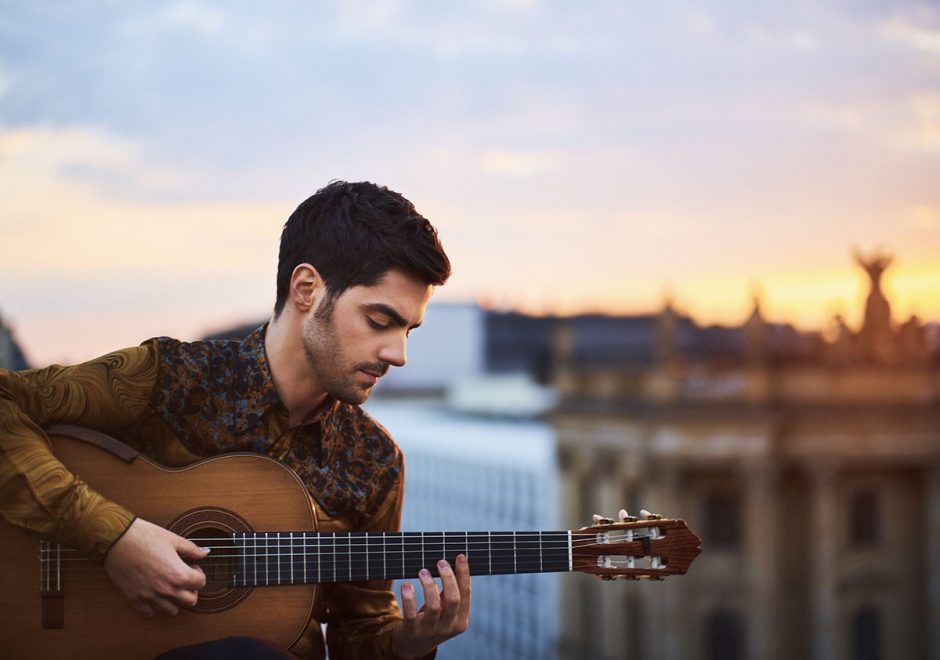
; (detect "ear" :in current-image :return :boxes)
[289,263,325,312]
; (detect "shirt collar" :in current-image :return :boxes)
[234,323,283,434]
[235,323,340,434]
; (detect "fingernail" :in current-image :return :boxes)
[402,581,413,592]
[437,559,449,571]
[457,554,467,565]
[200,547,211,554]
[419,569,431,579]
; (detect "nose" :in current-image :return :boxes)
[378,333,407,368]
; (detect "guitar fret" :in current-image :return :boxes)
[253,534,259,587]
[488,532,492,576]
[232,528,585,588]
[567,531,572,572]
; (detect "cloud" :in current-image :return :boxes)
[881,12,940,56]
[899,205,940,230]
[743,24,819,52]
[0,124,283,276]
[799,93,940,153]
[0,124,195,199]
[117,2,275,55]
[479,147,561,178]
[0,60,15,101]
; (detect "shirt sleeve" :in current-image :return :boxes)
[0,346,159,563]
[321,457,436,660]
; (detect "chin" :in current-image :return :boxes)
[332,387,371,406]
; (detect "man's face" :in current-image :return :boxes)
[301,268,433,405]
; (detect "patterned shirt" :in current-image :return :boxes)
[0,325,420,659]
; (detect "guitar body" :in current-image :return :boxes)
[0,428,318,658]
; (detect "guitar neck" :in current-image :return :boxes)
[229,531,574,587]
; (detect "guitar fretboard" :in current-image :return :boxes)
[231,531,572,587]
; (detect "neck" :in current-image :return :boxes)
[265,312,328,425]
[228,530,574,587]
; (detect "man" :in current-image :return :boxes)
[0,181,470,658]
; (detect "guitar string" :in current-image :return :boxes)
[35,533,662,584]
[34,557,653,587]
[38,531,652,550]
[36,533,651,568]
[37,540,658,582]
[37,533,648,562]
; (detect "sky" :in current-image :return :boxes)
[1,0,939,365]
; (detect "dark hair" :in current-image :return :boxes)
[274,181,451,317]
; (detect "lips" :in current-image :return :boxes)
[360,370,382,385]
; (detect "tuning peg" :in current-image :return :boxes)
[592,514,616,525]
[618,509,637,523]
[639,509,663,520]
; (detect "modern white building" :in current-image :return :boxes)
[375,303,487,392]
[365,398,560,660]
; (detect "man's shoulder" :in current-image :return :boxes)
[145,326,268,383]
[331,402,403,464]
[146,334,240,366]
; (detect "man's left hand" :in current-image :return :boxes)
[391,554,471,658]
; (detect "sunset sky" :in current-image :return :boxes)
[2,1,939,366]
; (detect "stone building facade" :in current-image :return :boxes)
[552,254,940,660]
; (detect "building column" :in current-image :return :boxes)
[557,444,595,660]
[927,466,940,660]
[743,460,780,660]
[638,461,682,660]
[596,450,640,660]
[809,463,839,660]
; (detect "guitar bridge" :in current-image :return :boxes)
[39,541,64,629]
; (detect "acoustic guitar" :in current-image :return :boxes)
[0,425,702,658]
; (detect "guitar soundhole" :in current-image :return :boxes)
[197,528,239,594]
[167,507,254,614]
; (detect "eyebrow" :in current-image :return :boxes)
[362,303,422,330]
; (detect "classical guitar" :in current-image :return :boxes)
[0,425,702,658]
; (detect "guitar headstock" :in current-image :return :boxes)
[571,517,702,580]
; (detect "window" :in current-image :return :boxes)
[705,490,742,549]
[850,607,882,660]
[705,609,743,660]
[848,488,881,547]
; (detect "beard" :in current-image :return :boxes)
[301,300,387,405]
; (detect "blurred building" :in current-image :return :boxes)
[551,252,940,660]
[0,310,30,370]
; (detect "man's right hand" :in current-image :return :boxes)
[103,518,209,617]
